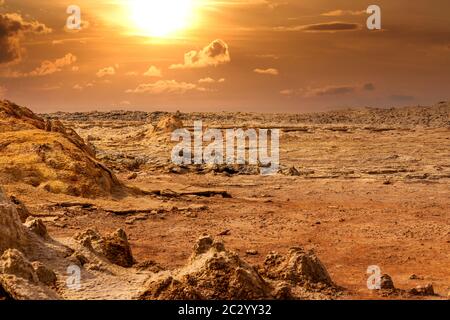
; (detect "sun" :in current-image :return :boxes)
[129,0,196,37]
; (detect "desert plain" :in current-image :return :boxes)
[0,100,449,300]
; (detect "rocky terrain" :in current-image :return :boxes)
[1,99,449,300]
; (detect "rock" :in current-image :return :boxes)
[272,282,293,299]
[218,229,231,236]
[0,249,37,283]
[69,252,89,267]
[0,188,29,254]
[246,250,259,256]
[0,100,124,198]
[135,260,165,273]
[32,262,57,286]
[409,283,435,296]
[261,247,333,286]
[380,274,395,290]
[125,217,136,225]
[185,212,198,218]
[9,196,30,223]
[24,218,48,238]
[127,172,138,180]
[74,228,134,267]
[286,166,300,176]
[139,235,273,300]
[101,229,134,268]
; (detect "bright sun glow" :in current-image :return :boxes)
[129,0,195,37]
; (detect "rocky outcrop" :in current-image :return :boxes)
[139,235,273,300]
[0,100,123,198]
[0,249,60,300]
[74,228,135,268]
[139,235,338,300]
[260,247,333,286]
[0,188,29,254]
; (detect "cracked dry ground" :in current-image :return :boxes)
[5,117,448,300]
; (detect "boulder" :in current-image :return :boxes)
[31,262,57,286]
[0,249,37,283]
[380,274,395,290]
[102,229,134,268]
[24,218,48,238]
[261,247,333,286]
[140,235,273,300]
[74,228,134,268]
[409,283,435,296]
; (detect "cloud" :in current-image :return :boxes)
[198,77,226,84]
[280,89,293,95]
[305,85,356,97]
[0,13,52,65]
[28,53,77,77]
[198,77,215,83]
[143,66,162,77]
[255,54,279,60]
[275,21,360,32]
[2,53,77,78]
[283,83,375,97]
[321,10,365,17]
[390,94,414,102]
[119,100,131,106]
[170,39,231,69]
[254,68,279,75]
[126,80,207,94]
[96,66,116,78]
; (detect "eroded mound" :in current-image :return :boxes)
[74,228,135,268]
[0,187,60,299]
[0,188,29,254]
[0,100,123,197]
[139,235,339,300]
[145,113,184,141]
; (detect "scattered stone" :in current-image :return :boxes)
[102,229,135,268]
[380,274,395,290]
[286,166,300,176]
[135,260,165,273]
[32,262,57,286]
[0,249,37,283]
[185,212,198,218]
[9,196,30,223]
[74,228,135,267]
[125,217,136,225]
[24,218,48,238]
[218,229,231,236]
[246,250,259,256]
[127,172,138,180]
[409,283,435,296]
[69,252,89,267]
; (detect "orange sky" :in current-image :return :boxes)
[0,0,449,113]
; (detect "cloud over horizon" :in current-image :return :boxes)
[126,80,207,94]
[0,13,52,65]
[170,39,231,69]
